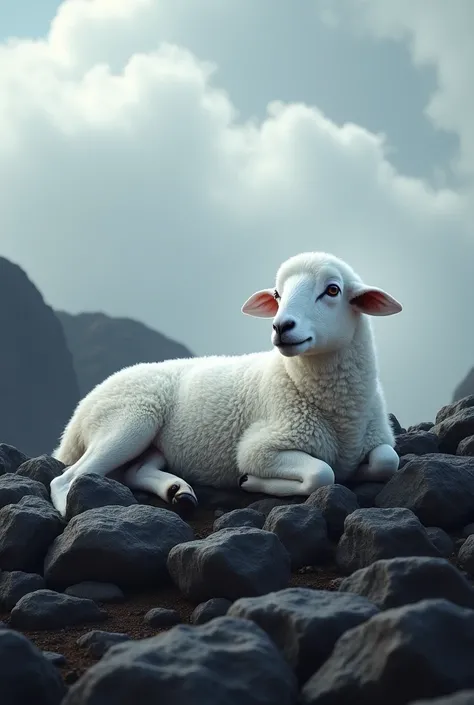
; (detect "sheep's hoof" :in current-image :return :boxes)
[239,474,248,487]
[168,484,198,518]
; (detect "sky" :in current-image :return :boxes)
[0,0,473,427]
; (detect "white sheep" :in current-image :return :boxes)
[50,251,402,517]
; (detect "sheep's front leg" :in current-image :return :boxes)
[354,443,399,482]
[238,449,335,497]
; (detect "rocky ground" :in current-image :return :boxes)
[3,397,474,703]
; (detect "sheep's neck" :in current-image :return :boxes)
[282,317,378,412]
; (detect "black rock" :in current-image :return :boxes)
[44,504,194,589]
[42,651,67,667]
[407,422,435,433]
[0,496,65,573]
[0,628,65,704]
[0,570,45,610]
[426,527,455,557]
[300,599,474,705]
[65,581,125,603]
[436,396,474,425]
[167,527,291,603]
[246,497,303,516]
[305,484,359,539]
[10,589,107,630]
[458,535,474,575]
[143,607,181,628]
[228,587,378,685]
[0,444,29,475]
[77,630,132,659]
[457,436,474,456]
[351,482,385,508]
[336,507,440,574]
[338,556,474,610]
[65,474,138,520]
[191,598,232,625]
[213,508,265,531]
[375,454,474,529]
[395,431,439,456]
[64,616,298,705]
[16,455,65,490]
[0,473,49,509]
[263,504,330,569]
[433,408,474,454]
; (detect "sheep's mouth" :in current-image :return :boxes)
[276,336,312,349]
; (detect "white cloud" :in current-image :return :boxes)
[0,0,473,425]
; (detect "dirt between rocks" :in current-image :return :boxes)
[0,506,343,685]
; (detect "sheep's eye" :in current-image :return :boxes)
[273,289,280,300]
[325,284,340,298]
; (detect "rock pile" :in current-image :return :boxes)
[2,396,474,703]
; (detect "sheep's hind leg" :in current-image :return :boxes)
[354,443,399,482]
[50,415,159,517]
[123,448,197,515]
[239,450,335,497]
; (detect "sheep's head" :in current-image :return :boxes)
[241,252,402,357]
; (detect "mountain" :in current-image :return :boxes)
[56,311,193,397]
[452,367,474,402]
[0,257,80,456]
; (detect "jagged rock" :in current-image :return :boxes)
[0,570,45,610]
[44,505,193,589]
[191,598,232,625]
[338,556,474,610]
[457,436,474,456]
[336,507,440,574]
[0,473,49,509]
[0,444,29,475]
[0,496,64,573]
[213,508,265,532]
[63,616,298,705]
[10,589,107,630]
[407,422,434,433]
[143,607,181,628]
[437,396,474,424]
[65,474,138,520]
[458,535,474,575]
[395,431,439,456]
[305,484,359,539]
[16,455,65,489]
[65,581,125,603]
[375,454,474,529]
[0,628,66,704]
[351,482,385,508]
[228,587,378,684]
[433,408,474,454]
[77,630,132,659]
[263,504,330,569]
[426,527,455,557]
[167,527,291,603]
[300,599,474,705]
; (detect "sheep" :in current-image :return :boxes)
[50,251,402,518]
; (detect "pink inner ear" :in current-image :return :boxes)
[242,290,279,317]
[350,288,402,316]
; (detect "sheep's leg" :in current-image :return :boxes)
[50,415,159,517]
[354,443,399,482]
[123,448,197,512]
[238,449,335,497]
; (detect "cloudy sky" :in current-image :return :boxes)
[0,0,473,426]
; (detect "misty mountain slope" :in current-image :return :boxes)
[0,257,80,456]
[56,310,193,397]
[452,367,474,402]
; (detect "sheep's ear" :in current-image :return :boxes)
[350,286,402,316]
[241,289,279,318]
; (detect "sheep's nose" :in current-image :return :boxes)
[273,319,296,336]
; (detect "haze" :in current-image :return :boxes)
[0,0,473,426]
